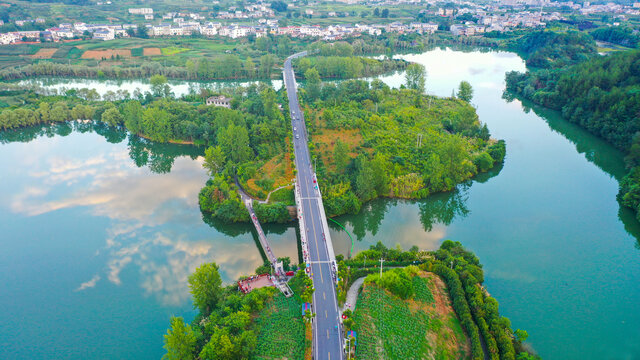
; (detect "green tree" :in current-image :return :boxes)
[304,67,321,101]
[101,107,123,127]
[163,317,196,360]
[141,107,172,142]
[218,124,253,164]
[204,145,226,176]
[123,100,143,134]
[405,63,426,93]
[457,80,474,102]
[150,74,168,97]
[188,262,222,315]
[333,139,349,173]
[50,102,70,122]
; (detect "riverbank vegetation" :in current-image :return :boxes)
[299,74,505,217]
[337,241,538,360]
[505,32,640,221]
[162,262,310,360]
[162,240,537,360]
[0,37,407,82]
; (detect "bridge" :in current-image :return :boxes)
[284,51,343,360]
[238,180,293,297]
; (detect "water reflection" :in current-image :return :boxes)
[419,185,471,232]
[17,77,284,99]
[328,164,502,252]
[0,122,203,174]
[505,95,640,244]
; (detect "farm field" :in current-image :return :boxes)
[0,37,280,71]
[353,272,470,359]
[253,293,306,360]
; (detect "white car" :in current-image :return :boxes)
[294,127,297,131]
[296,134,300,139]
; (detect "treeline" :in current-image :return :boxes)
[336,241,538,360]
[307,34,499,59]
[591,26,640,49]
[505,48,640,221]
[505,30,597,68]
[0,55,269,81]
[295,56,407,79]
[301,78,505,218]
[0,47,405,82]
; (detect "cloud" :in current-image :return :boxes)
[75,275,101,291]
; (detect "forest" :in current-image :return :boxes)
[590,26,640,49]
[505,30,597,69]
[505,41,640,221]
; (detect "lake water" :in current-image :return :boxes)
[1,48,639,359]
[17,78,284,99]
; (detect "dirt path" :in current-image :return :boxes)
[342,277,366,312]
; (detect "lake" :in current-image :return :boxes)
[1,47,639,359]
[17,78,284,99]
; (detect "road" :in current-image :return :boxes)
[284,52,344,360]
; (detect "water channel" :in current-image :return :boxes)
[1,48,639,359]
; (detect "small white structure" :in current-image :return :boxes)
[206,96,231,108]
[93,28,114,41]
[129,8,153,15]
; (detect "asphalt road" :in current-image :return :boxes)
[284,52,343,360]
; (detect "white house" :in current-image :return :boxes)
[206,96,231,108]
[0,33,18,45]
[129,8,153,15]
[93,28,114,40]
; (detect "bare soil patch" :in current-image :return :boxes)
[81,49,131,59]
[143,47,162,56]
[31,48,57,59]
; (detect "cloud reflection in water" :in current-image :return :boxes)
[9,144,267,306]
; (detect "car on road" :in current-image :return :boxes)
[294,127,297,131]
[296,134,299,139]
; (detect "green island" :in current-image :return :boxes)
[199,68,505,223]
[163,241,538,360]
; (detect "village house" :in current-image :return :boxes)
[128,8,153,15]
[206,96,231,108]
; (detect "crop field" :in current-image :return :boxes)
[353,273,469,360]
[161,46,190,56]
[413,275,435,304]
[143,47,162,56]
[254,293,305,359]
[81,49,131,59]
[31,48,58,59]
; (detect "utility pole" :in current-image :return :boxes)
[379,258,385,278]
[416,133,423,148]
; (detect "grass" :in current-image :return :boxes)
[253,293,305,359]
[52,47,73,59]
[269,187,295,205]
[67,47,84,59]
[131,47,144,57]
[161,46,190,56]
